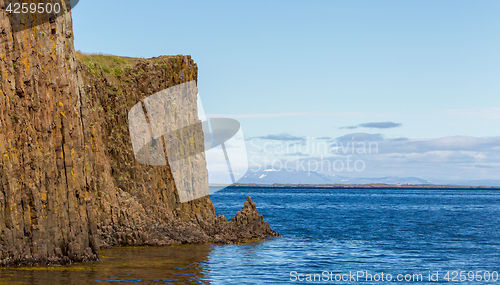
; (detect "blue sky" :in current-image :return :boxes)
[72,1,500,182]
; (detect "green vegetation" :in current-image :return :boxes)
[111,66,124,77]
[75,51,141,78]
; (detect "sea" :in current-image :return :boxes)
[1,186,500,284]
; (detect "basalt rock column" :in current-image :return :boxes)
[0,0,98,265]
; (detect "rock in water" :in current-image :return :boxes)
[232,196,281,239]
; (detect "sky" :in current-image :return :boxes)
[72,1,500,182]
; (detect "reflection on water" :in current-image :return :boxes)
[3,188,500,284]
[0,244,213,285]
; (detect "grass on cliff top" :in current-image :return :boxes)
[75,51,142,78]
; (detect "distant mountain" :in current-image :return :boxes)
[231,169,500,187]
[238,169,333,185]
[237,169,431,185]
[233,169,500,186]
[328,176,432,185]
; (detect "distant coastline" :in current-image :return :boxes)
[211,183,500,190]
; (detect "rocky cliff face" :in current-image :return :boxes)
[0,1,278,266]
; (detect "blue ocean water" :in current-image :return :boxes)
[207,187,500,284]
[1,187,500,284]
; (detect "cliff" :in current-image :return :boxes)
[0,1,278,266]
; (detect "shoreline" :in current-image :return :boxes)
[213,184,500,190]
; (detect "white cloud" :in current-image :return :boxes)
[244,134,500,180]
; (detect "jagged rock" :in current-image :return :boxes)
[231,196,280,239]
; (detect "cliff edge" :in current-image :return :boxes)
[0,1,278,266]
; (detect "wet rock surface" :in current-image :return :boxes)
[0,1,278,266]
